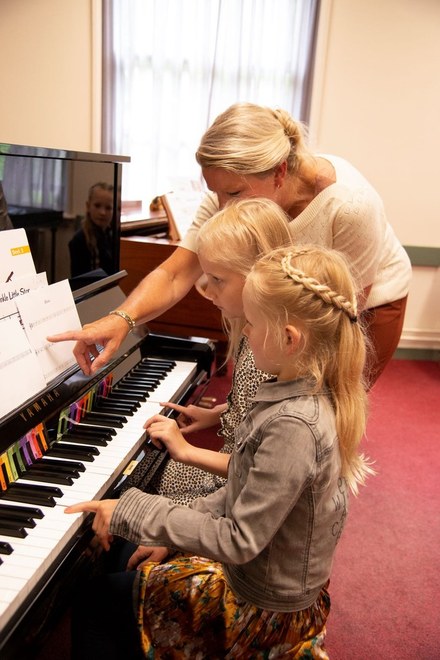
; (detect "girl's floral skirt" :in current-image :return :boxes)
[136,554,330,659]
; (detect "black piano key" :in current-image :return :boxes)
[140,358,175,368]
[81,411,127,427]
[139,360,174,370]
[65,424,116,438]
[112,387,148,400]
[0,503,44,519]
[36,460,81,477]
[0,514,36,529]
[94,401,135,415]
[118,382,158,393]
[134,368,168,377]
[133,375,165,383]
[79,417,123,429]
[123,376,161,385]
[96,394,141,409]
[124,371,164,380]
[0,522,28,538]
[0,489,57,507]
[20,470,74,486]
[39,457,86,473]
[46,444,97,462]
[2,483,62,507]
[61,434,108,447]
[0,540,13,555]
[104,391,147,402]
[6,482,63,497]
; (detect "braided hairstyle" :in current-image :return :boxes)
[244,245,373,494]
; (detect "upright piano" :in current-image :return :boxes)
[0,143,215,657]
[0,273,215,657]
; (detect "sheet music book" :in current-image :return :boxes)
[0,316,47,419]
[160,182,205,242]
[15,279,82,384]
[0,228,36,282]
[0,272,48,322]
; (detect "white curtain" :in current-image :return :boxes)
[102,0,320,205]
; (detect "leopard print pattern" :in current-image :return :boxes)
[147,336,272,505]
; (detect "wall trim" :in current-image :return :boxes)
[404,245,440,267]
[394,347,439,362]
[399,328,440,349]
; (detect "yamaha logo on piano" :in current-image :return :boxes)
[19,389,62,422]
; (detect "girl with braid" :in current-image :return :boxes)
[51,102,411,387]
[67,244,373,659]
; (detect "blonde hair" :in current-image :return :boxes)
[82,182,114,266]
[244,245,373,494]
[197,198,292,358]
[196,102,311,176]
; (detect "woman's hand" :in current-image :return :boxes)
[47,314,130,376]
[65,499,118,551]
[126,545,170,570]
[159,402,224,434]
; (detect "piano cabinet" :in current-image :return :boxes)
[119,235,228,357]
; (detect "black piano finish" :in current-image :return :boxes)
[0,142,129,288]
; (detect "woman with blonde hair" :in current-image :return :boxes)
[52,102,411,387]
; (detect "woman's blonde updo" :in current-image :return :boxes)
[196,103,311,175]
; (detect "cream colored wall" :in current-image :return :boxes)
[310,0,440,351]
[0,0,100,151]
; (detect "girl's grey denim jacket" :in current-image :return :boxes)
[111,377,348,612]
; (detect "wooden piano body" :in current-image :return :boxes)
[0,274,215,658]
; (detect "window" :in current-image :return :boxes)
[102,0,320,205]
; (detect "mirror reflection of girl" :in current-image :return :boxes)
[69,182,114,278]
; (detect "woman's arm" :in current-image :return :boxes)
[47,246,203,375]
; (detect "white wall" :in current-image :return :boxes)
[1,0,438,348]
[310,0,440,350]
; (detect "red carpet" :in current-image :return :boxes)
[325,359,440,659]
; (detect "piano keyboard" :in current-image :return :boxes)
[0,356,198,638]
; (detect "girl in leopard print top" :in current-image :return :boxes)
[122,198,292,568]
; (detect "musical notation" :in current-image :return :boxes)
[16,280,82,384]
[0,317,46,418]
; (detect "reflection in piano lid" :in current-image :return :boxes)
[0,275,215,658]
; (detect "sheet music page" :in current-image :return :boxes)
[0,316,47,419]
[0,228,36,282]
[15,279,82,384]
[161,180,205,241]
[0,272,48,322]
